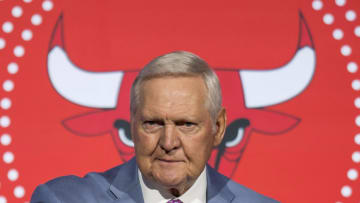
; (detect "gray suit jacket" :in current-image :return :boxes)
[30,158,279,202]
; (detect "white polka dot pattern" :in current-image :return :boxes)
[323,13,334,25]
[7,63,19,74]
[0,1,55,201]
[42,1,53,12]
[7,169,19,182]
[0,98,11,110]
[355,133,360,145]
[312,0,360,201]
[0,116,11,128]
[2,22,14,33]
[355,97,360,109]
[31,14,42,26]
[0,38,5,49]
[341,185,352,198]
[11,6,23,18]
[347,62,358,73]
[347,168,358,180]
[333,28,344,40]
[21,29,32,41]
[3,151,14,164]
[13,45,25,57]
[352,151,360,163]
[354,26,360,37]
[0,196,6,203]
[0,134,11,146]
[312,1,323,11]
[340,45,351,56]
[335,0,346,7]
[345,10,356,22]
[351,80,360,91]
[13,186,25,198]
[3,80,14,92]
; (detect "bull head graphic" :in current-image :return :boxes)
[47,12,315,177]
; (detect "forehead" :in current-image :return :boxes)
[139,76,208,117]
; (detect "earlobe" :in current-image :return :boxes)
[213,108,227,147]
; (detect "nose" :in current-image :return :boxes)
[160,124,180,153]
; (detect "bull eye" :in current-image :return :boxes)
[113,120,134,147]
[223,118,250,147]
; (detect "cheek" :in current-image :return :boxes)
[184,132,214,163]
[133,130,159,155]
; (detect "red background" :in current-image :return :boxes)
[1,0,360,202]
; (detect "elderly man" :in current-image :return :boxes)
[31,51,278,203]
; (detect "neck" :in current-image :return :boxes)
[142,176,195,197]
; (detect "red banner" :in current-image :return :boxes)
[1,0,360,202]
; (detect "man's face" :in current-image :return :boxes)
[131,76,225,193]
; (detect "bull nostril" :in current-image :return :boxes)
[222,118,250,145]
[214,118,250,170]
[113,119,133,147]
[225,128,244,147]
[237,118,250,128]
[223,118,249,147]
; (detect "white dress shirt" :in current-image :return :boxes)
[139,167,207,203]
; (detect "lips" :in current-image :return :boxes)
[156,158,183,163]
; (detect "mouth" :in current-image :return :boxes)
[157,158,181,162]
[156,158,184,164]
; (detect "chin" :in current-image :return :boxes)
[154,173,185,187]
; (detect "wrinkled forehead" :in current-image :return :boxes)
[138,76,209,112]
[140,75,208,98]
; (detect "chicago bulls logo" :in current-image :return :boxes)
[47,12,315,177]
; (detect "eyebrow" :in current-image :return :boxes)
[141,114,199,122]
[139,109,201,122]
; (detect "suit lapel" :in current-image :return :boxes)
[206,165,235,203]
[108,160,234,203]
[109,158,144,203]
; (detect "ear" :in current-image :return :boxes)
[213,108,227,147]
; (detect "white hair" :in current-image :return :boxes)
[130,51,222,123]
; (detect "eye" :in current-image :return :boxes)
[142,120,163,132]
[177,121,195,127]
[113,120,134,147]
[223,118,250,147]
[176,121,198,133]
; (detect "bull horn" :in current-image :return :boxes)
[47,14,123,108]
[240,12,315,108]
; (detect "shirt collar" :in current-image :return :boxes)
[139,167,207,203]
